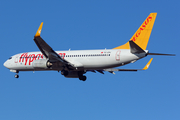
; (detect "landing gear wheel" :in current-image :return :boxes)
[79,75,87,81]
[61,70,68,76]
[15,74,19,78]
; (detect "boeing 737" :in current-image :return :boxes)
[3,13,175,81]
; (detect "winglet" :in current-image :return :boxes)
[35,22,43,37]
[143,58,153,70]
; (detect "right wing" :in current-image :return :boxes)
[103,58,153,74]
[33,22,75,70]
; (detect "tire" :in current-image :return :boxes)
[15,74,19,78]
[61,70,68,76]
[79,75,87,81]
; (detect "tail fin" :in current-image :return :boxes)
[113,13,157,50]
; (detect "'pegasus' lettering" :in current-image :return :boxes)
[132,16,152,42]
[19,53,44,65]
[19,52,66,65]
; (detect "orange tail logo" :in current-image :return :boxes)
[113,13,157,50]
[132,16,152,42]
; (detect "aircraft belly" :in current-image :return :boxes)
[81,56,119,69]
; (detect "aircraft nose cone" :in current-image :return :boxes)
[3,61,9,68]
[3,61,7,67]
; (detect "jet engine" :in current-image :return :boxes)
[32,59,52,69]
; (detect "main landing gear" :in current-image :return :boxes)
[78,71,87,81]
[61,70,87,81]
[61,70,68,76]
[79,75,87,81]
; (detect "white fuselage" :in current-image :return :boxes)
[4,49,147,72]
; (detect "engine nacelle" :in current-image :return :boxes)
[32,59,52,69]
[64,71,79,78]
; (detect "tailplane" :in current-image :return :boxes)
[147,53,175,56]
[114,13,157,50]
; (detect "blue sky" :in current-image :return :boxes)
[0,0,179,120]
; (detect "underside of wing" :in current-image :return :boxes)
[103,58,153,74]
[33,22,75,70]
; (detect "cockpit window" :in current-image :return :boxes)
[8,57,12,60]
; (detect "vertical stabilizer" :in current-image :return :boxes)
[113,13,157,50]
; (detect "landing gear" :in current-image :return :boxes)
[61,70,87,81]
[61,70,68,76]
[78,71,87,81]
[14,71,19,78]
[15,74,19,78]
[79,75,87,81]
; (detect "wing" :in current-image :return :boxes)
[103,58,153,74]
[33,22,74,70]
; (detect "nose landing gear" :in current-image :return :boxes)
[14,71,19,78]
[15,74,19,78]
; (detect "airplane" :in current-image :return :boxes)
[3,13,175,81]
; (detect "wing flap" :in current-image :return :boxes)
[104,68,138,72]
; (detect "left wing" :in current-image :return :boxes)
[33,22,74,70]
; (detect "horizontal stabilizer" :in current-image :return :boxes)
[148,53,175,56]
